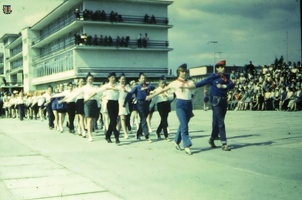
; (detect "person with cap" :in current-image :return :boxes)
[146,63,195,155]
[183,60,235,151]
[124,72,155,143]
[102,72,121,143]
[152,75,174,140]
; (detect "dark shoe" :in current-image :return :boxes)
[82,135,86,138]
[222,144,231,151]
[115,138,120,144]
[69,130,75,134]
[137,136,141,141]
[214,136,220,140]
[174,142,182,151]
[209,138,216,148]
[184,147,192,155]
[106,138,113,143]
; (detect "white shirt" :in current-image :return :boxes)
[102,83,119,100]
[168,79,195,100]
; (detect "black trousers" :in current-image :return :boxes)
[46,103,54,128]
[105,100,119,140]
[18,104,25,120]
[66,102,76,131]
[156,101,171,138]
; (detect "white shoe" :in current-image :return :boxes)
[185,147,192,155]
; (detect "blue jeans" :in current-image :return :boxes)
[211,96,228,144]
[136,100,150,139]
[175,99,192,148]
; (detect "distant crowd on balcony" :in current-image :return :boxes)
[74,32,150,48]
[74,8,164,24]
[225,59,302,112]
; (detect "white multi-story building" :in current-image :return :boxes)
[0,0,173,93]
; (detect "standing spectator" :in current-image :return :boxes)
[143,33,149,48]
[137,33,142,48]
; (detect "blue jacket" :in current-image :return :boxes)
[195,73,235,98]
[124,83,155,103]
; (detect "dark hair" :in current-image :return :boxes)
[119,72,125,79]
[138,72,145,79]
[86,72,93,80]
[107,72,116,78]
[176,63,187,76]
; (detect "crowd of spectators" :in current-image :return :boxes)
[75,9,123,22]
[227,59,302,112]
[74,32,151,48]
[74,9,163,25]
[74,33,130,47]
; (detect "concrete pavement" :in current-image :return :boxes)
[0,110,302,200]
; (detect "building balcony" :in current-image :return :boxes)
[31,14,172,48]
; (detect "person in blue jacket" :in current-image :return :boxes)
[185,60,235,151]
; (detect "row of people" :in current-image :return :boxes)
[74,33,131,47]
[1,60,237,154]
[75,9,122,22]
[74,32,151,48]
[74,8,162,25]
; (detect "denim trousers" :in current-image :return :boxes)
[136,100,150,139]
[175,99,192,148]
[211,96,228,143]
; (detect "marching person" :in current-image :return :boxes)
[124,72,155,143]
[153,75,174,140]
[146,64,195,155]
[184,60,235,151]
[103,72,120,144]
[117,73,131,139]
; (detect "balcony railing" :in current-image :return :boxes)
[32,12,170,46]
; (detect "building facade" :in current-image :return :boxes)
[0,0,173,93]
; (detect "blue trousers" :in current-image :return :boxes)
[211,96,228,144]
[175,99,192,148]
[136,100,150,139]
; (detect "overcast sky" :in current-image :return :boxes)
[0,0,301,72]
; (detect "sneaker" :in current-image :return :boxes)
[184,147,192,155]
[146,139,153,143]
[222,144,231,151]
[174,142,182,151]
[116,138,120,144]
[165,137,171,142]
[209,138,216,148]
